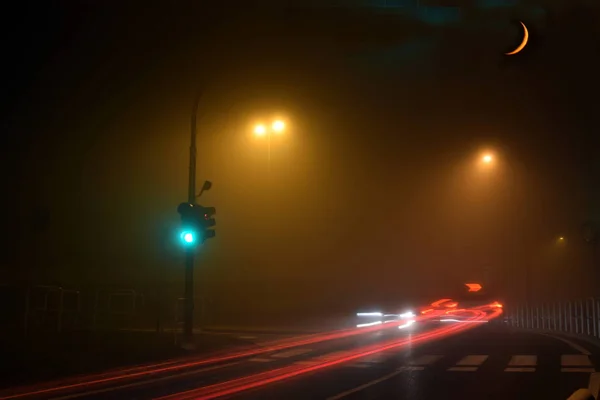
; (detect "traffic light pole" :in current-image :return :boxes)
[183,90,202,348]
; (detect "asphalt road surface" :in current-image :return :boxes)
[3,322,599,400]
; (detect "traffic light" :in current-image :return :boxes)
[201,206,216,240]
[177,202,216,246]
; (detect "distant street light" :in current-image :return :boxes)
[482,154,493,164]
[254,124,267,136]
[253,119,286,172]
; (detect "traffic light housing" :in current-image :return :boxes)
[177,203,216,246]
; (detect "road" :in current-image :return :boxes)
[2,317,598,400]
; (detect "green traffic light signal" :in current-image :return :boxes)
[177,202,216,246]
[180,230,196,245]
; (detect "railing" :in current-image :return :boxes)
[505,298,600,339]
[0,284,163,335]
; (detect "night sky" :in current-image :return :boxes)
[1,2,599,320]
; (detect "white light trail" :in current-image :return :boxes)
[398,320,416,329]
[357,321,383,328]
[357,312,383,317]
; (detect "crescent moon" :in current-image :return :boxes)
[505,21,529,55]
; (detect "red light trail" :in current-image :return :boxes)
[158,307,501,400]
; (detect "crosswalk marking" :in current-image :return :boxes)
[409,355,443,366]
[448,366,478,372]
[271,348,313,358]
[562,355,593,367]
[505,367,535,372]
[508,355,537,366]
[455,355,488,366]
[562,368,596,373]
[341,353,597,373]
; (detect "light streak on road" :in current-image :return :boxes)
[158,308,499,400]
[398,320,416,329]
[356,321,383,328]
[1,305,502,400]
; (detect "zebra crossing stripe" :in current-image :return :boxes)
[505,367,535,372]
[455,355,488,366]
[562,368,596,373]
[341,353,598,372]
[508,355,537,366]
[562,355,593,367]
[448,366,478,372]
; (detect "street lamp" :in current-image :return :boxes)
[482,154,493,164]
[253,119,286,172]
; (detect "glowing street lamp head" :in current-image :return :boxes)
[272,120,285,133]
[482,154,493,164]
[254,124,266,136]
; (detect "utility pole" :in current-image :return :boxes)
[183,91,203,349]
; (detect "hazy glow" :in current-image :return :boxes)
[272,120,285,132]
[180,231,195,244]
[399,311,415,318]
[482,154,493,163]
[465,283,482,292]
[398,320,415,329]
[254,124,266,136]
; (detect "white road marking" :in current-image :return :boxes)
[448,366,478,372]
[326,369,405,400]
[508,355,537,366]
[542,333,591,355]
[588,372,600,398]
[51,361,242,400]
[249,357,274,362]
[271,348,313,358]
[562,355,593,367]
[562,368,596,373]
[409,355,443,366]
[455,355,488,366]
[505,367,535,372]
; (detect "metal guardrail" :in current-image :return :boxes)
[505,298,600,339]
[0,284,159,334]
